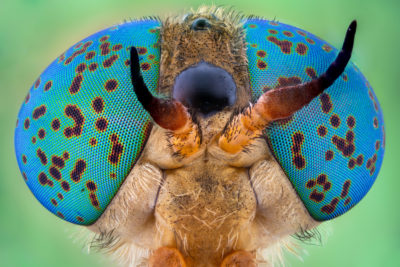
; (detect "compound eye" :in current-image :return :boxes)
[191,18,211,31]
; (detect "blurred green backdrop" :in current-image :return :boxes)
[1,0,398,266]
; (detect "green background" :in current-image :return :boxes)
[1,0,398,266]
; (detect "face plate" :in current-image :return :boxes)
[244,19,384,220]
[14,19,160,225]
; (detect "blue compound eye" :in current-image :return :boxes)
[14,19,161,225]
[243,19,384,221]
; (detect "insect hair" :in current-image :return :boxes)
[292,226,322,245]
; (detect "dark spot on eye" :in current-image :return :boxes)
[257,60,267,69]
[292,132,304,144]
[71,159,86,183]
[317,125,327,137]
[51,198,58,206]
[341,180,351,198]
[90,194,100,209]
[58,52,66,63]
[38,173,47,185]
[75,63,87,73]
[95,118,108,132]
[51,156,65,169]
[375,140,380,150]
[34,77,41,88]
[22,172,28,181]
[112,44,122,51]
[63,152,70,160]
[373,117,379,128]
[268,29,277,34]
[345,144,355,157]
[61,181,70,191]
[316,174,327,185]
[99,35,109,42]
[306,38,315,44]
[251,43,257,48]
[89,138,97,147]
[267,36,292,54]
[257,50,266,57]
[283,31,293,37]
[356,154,364,165]
[38,128,46,139]
[108,134,124,165]
[92,97,104,113]
[37,149,47,165]
[57,193,64,200]
[319,93,332,113]
[141,62,151,71]
[306,180,315,188]
[323,182,332,191]
[25,92,30,104]
[51,119,60,131]
[366,153,378,175]
[346,116,355,128]
[321,197,339,214]
[22,155,27,164]
[291,144,300,154]
[31,136,37,144]
[103,55,118,68]
[44,81,53,91]
[110,173,116,179]
[64,42,91,65]
[104,79,118,92]
[64,105,84,138]
[293,155,305,169]
[306,67,317,79]
[86,181,97,191]
[124,59,130,66]
[344,197,351,206]
[33,105,47,120]
[368,90,379,111]
[38,172,53,187]
[325,150,334,161]
[137,47,147,55]
[24,118,30,129]
[76,216,84,222]
[332,134,355,158]
[148,54,155,60]
[88,62,98,72]
[277,76,302,87]
[332,136,345,150]
[330,114,340,128]
[291,132,306,169]
[100,42,111,55]
[49,167,61,180]
[69,74,83,94]
[342,74,348,81]
[297,30,306,36]
[57,212,64,219]
[310,190,324,202]
[322,44,333,52]
[348,158,356,169]
[85,51,96,60]
[296,43,308,55]
[346,131,354,142]
[149,28,157,33]
[249,24,257,28]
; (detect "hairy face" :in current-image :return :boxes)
[88,7,320,267]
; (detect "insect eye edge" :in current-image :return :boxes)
[191,18,212,31]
